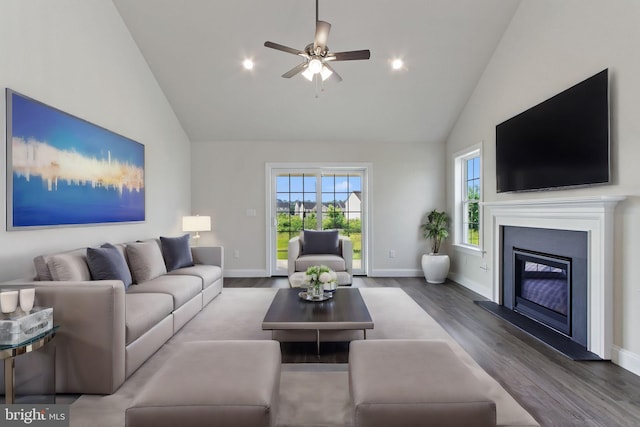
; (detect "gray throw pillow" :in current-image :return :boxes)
[301,230,340,255]
[160,234,194,272]
[48,251,92,281]
[126,241,167,283]
[86,243,133,288]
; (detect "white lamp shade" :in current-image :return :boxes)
[302,67,314,81]
[182,215,211,232]
[320,65,333,81]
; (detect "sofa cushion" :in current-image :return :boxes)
[125,293,174,345]
[295,254,346,273]
[168,265,222,290]
[126,242,167,284]
[87,244,133,288]
[160,235,194,272]
[301,230,340,255]
[127,275,202,309]
[47,250,92,281]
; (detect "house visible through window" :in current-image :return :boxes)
[455,148,481,249]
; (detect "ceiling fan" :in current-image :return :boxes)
[264,0,371,83]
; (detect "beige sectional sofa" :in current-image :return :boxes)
[9,238,223,395]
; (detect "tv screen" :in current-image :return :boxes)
[496,69,609,193]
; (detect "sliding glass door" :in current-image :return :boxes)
[269,165,367,276]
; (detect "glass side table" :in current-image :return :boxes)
[0,326,58,404]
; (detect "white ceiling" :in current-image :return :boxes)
[113,0,521,144]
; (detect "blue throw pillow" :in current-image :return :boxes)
[301,230,340,255]
[86,243,133,288]
[160,235,194,272]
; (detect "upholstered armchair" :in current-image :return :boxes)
[288,230,353,287]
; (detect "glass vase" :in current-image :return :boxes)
[308,282,324,299]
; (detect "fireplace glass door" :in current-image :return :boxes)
[513,249,571,335]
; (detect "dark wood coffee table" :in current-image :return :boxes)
[262,288,374,355]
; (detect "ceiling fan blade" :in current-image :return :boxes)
[313,20,331,50]
[322,62,342,83]
[281,62,308,78]
[264,41,306,56]
[326,50,371,61]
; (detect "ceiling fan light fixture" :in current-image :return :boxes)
[301,64,332,82]
[308,58,323,74]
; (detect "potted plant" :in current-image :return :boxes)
[420,209,450,284]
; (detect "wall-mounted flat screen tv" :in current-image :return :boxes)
[496,69,609,193]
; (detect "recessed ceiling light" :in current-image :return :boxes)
[391,59,404,70]
[242,59,254,70]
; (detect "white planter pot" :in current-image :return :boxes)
[421,254,450,284]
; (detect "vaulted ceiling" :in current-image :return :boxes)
[113,0,521,144]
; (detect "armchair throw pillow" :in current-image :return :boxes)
[301,230,340,255]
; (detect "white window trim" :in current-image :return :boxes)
[453,144,484,256]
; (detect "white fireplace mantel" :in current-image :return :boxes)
[484,195,626,359]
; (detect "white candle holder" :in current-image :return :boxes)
[19,288,35,313]
[0,291,19,314]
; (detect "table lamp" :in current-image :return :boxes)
[182,215,211,245]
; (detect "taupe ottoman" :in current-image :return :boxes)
[126,340,281,427]
[349,339,496,427]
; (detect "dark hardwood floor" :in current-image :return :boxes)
[226,276,640,427]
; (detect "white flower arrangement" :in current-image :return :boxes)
[304,265,337,295]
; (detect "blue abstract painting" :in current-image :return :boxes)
[6,90,145,229]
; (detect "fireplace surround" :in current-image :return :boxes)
[485,195,624,359]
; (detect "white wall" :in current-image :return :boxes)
[191,140,444,277]
[0,0,191,281]
[446,0,640,374]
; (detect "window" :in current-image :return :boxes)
[454,147,481,250]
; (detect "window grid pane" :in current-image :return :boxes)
[462,155,480,247]
[276,173,316,237]
[321,173,362,264]
[463,201,480,245]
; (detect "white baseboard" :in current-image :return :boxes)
[448,271,492,300]
[612,345,640,376]
[368,268,422,277]
[224,269,268,278]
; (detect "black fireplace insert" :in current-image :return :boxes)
[513,249,571,335]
